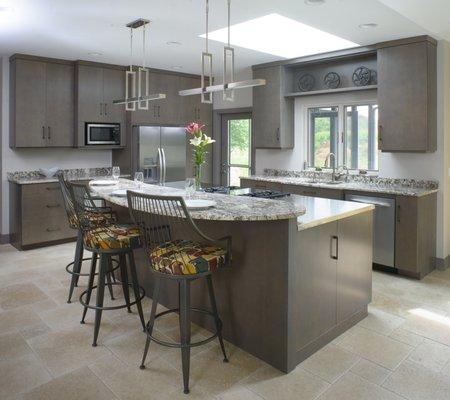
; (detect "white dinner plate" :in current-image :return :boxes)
[184,199,216,210]
[110,189,128,197]
[89,179,117,186]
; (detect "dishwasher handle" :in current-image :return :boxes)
[346,197,393,208]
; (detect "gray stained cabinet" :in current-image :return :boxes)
[10,56,74,148]
[377,38,437,152]
[9,182,76,250]
[75,63,126,147]
[252,65,294,149]
[282,184,344,199]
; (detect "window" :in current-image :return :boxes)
[306,102,378,170]
[227,118,252,186]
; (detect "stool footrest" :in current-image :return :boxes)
[146,307,222,349]
[66,257,119,277]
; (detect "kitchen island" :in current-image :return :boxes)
[92,179,374,373]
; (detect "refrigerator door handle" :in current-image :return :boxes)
[157,148,162,184]
[161,148,167,184]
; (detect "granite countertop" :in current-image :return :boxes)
[90,179,306,222]
[285,196,375,231]
[244,175,439,197]
[7,168,129,185]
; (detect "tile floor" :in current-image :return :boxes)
[2,242,450,399]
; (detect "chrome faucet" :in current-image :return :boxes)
[324,152,337,181]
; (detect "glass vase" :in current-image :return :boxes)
[194,163,202,191]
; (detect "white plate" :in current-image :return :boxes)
[184,199,216,210]
[89,179,117,186]
[110,189,128,197]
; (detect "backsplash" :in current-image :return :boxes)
[263,169,439,190]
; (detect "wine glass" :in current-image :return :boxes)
[134,171,144,188]
[112,166,120,181]
[185,178,196,199]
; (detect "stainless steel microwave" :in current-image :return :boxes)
[85,123,120,145]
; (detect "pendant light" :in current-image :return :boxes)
[113,19,166,110]
[178,0,266,103]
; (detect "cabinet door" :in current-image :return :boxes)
[395,196,418,273]
[103,67,126,128]
[13,59,47,147]
[179,77,199,124]
[158,73,181,125]
[294,221,337,349]
[253,66,281,148]
[130,71,161,125]
[283,184,343,199]
[336,212,373,323]
[45,62,74,147]
[378,42,430,152]
[77,64,103,122]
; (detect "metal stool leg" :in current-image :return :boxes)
[67,231,83,303]
[81,253,97,324]
[179,279,191,394]
[105,256,115,301]
[119,254,132,313]
[128,251,146,331]
[140,277,161,370]
[206,275,228,362]
[92,254,107,347]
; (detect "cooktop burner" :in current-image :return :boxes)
[204,186,289,199]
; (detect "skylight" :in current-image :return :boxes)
[201,13,358,58]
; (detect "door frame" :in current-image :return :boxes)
[212,107,253,186]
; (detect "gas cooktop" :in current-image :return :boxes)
[203,186,289,199]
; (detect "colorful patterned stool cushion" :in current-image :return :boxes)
[149,239,227,275]
[84,224,141,250]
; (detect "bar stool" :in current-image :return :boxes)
[127,191,231,394]
[68,182,146,346]
[57,173,118,303]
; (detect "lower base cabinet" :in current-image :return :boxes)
[9,182,76,250]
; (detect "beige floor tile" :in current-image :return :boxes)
[0,283,49,310]
[244,364,330,400]
[349,359,391,385]
[19,321,52,340]
[22,367,118,400]
[0,269,43,289]
[27,328,111,377]
[190,343,264,395]
[337,326,413,370]
[36,303,85,330]
[357,307,405,335]
[0,332,33,360]
[389,327,425,347]
[0,306,43,335]
[29,298,60,313]
[0,354,52,398]
[89,353,180,399]
[407,338,450,373]
[299,344,360,383]
[159,384,215,400]
[317,372,404,400]
[216,386,264,400]
[383,359,450,400]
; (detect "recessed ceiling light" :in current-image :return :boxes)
[358,23,378,29]
[88,52,103,56]
[304,0,325,5]
[166,41,182,46]
[202,13,357,59]
[171,65,182,70]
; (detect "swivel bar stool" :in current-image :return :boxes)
[127,191,231,395]
[68,182,146,346]
[57,173,118,303]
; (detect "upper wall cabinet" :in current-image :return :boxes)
[75,62,126,147]
[10,55,74,148]
[252,65,294,149]
[377,37,437,152]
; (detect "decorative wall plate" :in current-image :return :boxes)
[297,74,315,92]
[323,72,341,89]
[352,66,371,86]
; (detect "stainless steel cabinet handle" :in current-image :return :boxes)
[47,126,51,140]
[153,106,156,118]
[331,236,339,260]
[158,106,161,118]
[46,204,60,208]
[104,103,107,116]
[42,126,45,140]
[397,205,401,222]
[46,226,61,232]
[100,102,103,116]
[378,124,383,143]
[276,128,280,142]
[45,187,59,191]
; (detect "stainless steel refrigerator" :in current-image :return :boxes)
[135,126,186,186]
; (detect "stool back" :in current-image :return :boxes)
[57,172,79,229]
[127,191,230,271]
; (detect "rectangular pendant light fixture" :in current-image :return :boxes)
[114,18,166,110]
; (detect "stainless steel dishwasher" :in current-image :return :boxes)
[345,194,396,267]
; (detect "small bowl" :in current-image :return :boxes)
[39,167,60,178]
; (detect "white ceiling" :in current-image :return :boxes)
[0,0,447,76]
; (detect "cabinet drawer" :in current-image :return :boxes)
[283,184,343,199]
[22,218,74,246]
[240,178,282,192]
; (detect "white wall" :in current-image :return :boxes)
[1,57,112,235]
